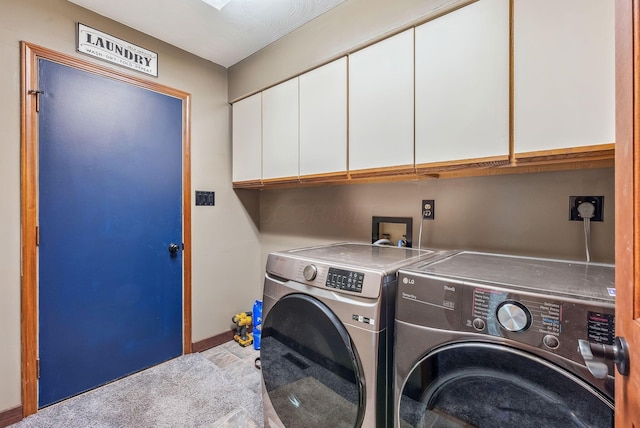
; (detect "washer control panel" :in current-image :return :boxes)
[465,286,615,350]
[466,286,565,338]
[397,272,616,370]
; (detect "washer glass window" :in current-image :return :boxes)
[398,343,614,428]
[261,294,364,427]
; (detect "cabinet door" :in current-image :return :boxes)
[513,0,615,154]
[299,57,347,177]
[262,78,299,180]
[415,0,509,165]
[232,93,262,182]
[349,29,414,172]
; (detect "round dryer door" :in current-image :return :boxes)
[261,293,364,428]
[398,343,614,428]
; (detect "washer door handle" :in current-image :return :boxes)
[578,337,629,379]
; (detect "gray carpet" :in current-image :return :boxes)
[11,348,263,428]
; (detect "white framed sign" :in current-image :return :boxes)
[77,23,158,77]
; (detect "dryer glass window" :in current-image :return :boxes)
[398,343,613,428]
[261,294,363,428]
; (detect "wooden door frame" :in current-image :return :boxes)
[615,0,640,424]
[20,41,193,417]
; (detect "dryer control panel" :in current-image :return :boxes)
[325,267,365,293]
[266,255,387,299]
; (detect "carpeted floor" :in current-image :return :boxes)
[10,341,263,428]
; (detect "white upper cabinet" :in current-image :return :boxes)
[348,29,414,171]
[513,0,615,154]
[232,92,261,182]
[415,0,509,165]
[262,77,299,180]
[299,57,348,177]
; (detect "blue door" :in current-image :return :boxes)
[38,59,183,407]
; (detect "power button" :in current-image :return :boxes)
[543,334,560,349]
[303,264,318,281]
[472,318,486,331]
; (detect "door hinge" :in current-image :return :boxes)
[36,226,40,246]
[36,359,40,379]
[28,90,44,113]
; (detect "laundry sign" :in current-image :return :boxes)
[77,23,158,77]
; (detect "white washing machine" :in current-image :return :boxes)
[394,251,617,427]
[260,243,448,428]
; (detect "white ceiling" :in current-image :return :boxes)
[68,0,346,68]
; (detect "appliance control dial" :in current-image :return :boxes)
[303,264,318,281]
[497,301,531,332]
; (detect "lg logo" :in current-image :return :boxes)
[402,277,415,285]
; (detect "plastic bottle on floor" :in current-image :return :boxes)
[253,299,262,350]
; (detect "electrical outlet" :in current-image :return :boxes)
[569,196,603,221]
[422,199,435,220]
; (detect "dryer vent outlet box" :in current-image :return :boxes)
[569,196,603,222]
[372,216,413,247]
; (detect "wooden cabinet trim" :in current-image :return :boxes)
[262,176,300,185]
[416,155,511,173]
[233,152,614,190]
[515,144,615,164]
[299,171,349,183]
[232,179,263,189]
[348,164,416,179]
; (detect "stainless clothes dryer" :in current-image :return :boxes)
[260,243,447,428]
[395,251,616,428]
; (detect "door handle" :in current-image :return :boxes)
[578,336,629,379]
[168,243,180,255]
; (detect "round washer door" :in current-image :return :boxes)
[398,343,614,428]
[261,293,364,428]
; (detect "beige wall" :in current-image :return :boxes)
[0,0,261,413]
[260,168,615,286]
[227,0,473,101]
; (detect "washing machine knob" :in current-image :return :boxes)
[497,302,531,332]
[303,264,318,281]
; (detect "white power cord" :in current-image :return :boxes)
[418,201,433,252]
[418,217,424,252]
[577,202,595,262]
